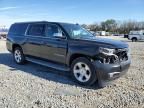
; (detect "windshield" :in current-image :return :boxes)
[61,23,94,39]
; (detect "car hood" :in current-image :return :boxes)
[81,37,128,49]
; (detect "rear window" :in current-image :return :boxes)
[27,24,46,36]
[9,24,28,35]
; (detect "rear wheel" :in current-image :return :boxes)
[132,38,137,42]
[71,57,97,86]
[13,47,25,64]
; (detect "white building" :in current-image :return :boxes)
[96,31,106,36]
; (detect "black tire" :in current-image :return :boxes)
[70,57,97,86]
[13,47,25,64]
[132,38,137,42]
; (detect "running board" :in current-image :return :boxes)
[26,57,70,71]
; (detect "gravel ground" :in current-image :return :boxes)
[0,37,144,108]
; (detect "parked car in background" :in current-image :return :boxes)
[0,34,7,38]
[7,21,131,87]
[113,34,119,36]
[128,30,144,42]
[0,29,8,39]
[124,34,129,38]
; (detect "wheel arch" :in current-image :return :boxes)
[12,44,22,53]
[69,53,92,66]
[132,37,137,40]
[131,37,138,42]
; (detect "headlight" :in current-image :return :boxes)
[99,47,115,56]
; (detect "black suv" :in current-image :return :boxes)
[7,21,131,87]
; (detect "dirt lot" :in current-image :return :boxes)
[0,37,144,108]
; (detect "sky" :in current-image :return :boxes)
[0,0,144,28]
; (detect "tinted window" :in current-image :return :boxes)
[27,24,46,36]
[9,24,28,35]
[143,33,144,35]
[46,24,63,38]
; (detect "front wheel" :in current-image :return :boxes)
[13,47,25,64]
[132,38,137,42]
[71,57,97,86]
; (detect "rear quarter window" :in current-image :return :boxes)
[9,24,28,35]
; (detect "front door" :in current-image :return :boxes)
[40,23,68,64]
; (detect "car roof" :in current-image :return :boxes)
[14,21,74,25]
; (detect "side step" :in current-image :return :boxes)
[26,57,70,72]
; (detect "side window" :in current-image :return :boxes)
[46,24,64,38]
[9,24,28,35]
[143,33,144,35]
[27,24,45,36]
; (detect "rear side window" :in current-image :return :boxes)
[9,24,28,35]
[27,24,46,36]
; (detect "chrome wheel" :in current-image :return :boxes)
[73,62,91,83]
[14,49,22,63]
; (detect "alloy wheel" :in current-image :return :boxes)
[73,62,91,83]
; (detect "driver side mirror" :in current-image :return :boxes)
[53,33,65,39]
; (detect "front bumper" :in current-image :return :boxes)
[93,58,131,87]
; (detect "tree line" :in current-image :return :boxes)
[82,19,144,34]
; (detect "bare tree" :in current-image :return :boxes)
[82,19,144,34]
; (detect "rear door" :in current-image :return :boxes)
[40,23,68,64]
[24,23,46,57]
